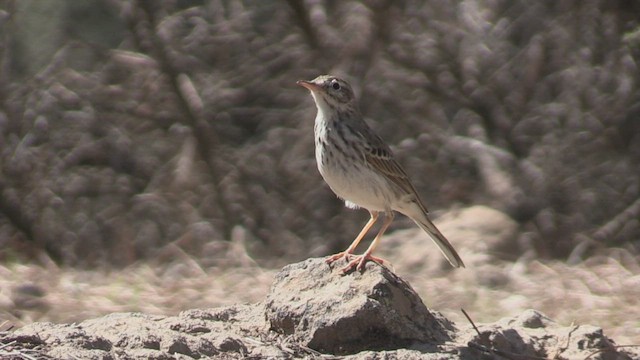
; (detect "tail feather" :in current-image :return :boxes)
[412,215,465,268]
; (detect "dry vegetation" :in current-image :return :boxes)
[0,0,639,348]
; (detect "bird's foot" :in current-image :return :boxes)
[325,251,356,265]
[340,253,386,273]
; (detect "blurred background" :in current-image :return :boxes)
[0,0,639,342]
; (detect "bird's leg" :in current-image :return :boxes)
[326,211,379,265]
[342,211,394,273]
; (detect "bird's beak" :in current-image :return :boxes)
[297,80,321,92]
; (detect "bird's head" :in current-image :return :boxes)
[297,75,357,110]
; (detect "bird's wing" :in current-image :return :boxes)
[360,131,429,213]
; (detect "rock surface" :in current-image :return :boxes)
[2,257,636,359]
[265,258,455,355]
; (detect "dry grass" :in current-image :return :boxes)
[0,258,276,326]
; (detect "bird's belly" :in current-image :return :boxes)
[319,164,391,211]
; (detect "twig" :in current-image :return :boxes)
[583,345,640,360]
[0,179,35,242]
[463,308,550,360]
[0,320,14,331]
[0,351,37,360]
[551,325,578,359]
[283,0,318,50]
[131,0,234,239]
[0,340,16,350]
[461,308,481,336]
[592,197,640,243]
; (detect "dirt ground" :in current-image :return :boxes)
[2,247,638,346]
[1,207,639,346]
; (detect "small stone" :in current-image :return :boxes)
[515,309,554,329]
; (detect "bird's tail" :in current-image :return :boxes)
[411,213,465,268]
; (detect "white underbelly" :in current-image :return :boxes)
[319,164,391,211]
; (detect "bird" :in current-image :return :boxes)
[297,75,465,273]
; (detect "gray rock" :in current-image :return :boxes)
[458,309,632,360]
[265,257,455,355]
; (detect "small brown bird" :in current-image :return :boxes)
[298,75,465,273]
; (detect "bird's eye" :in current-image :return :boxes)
[332,82,340,90]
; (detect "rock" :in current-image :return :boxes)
[265,257,455,355]
[8,306,273,359]
[2,258,637,359]
[459,309,633,360]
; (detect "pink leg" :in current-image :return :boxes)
[342,211,395,273]
[326,211,379,265]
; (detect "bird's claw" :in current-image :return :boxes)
[325,251,355,265]
[339,254,386,274]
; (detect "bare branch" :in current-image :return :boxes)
[283,0,318,50]
[131,0,233,238]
